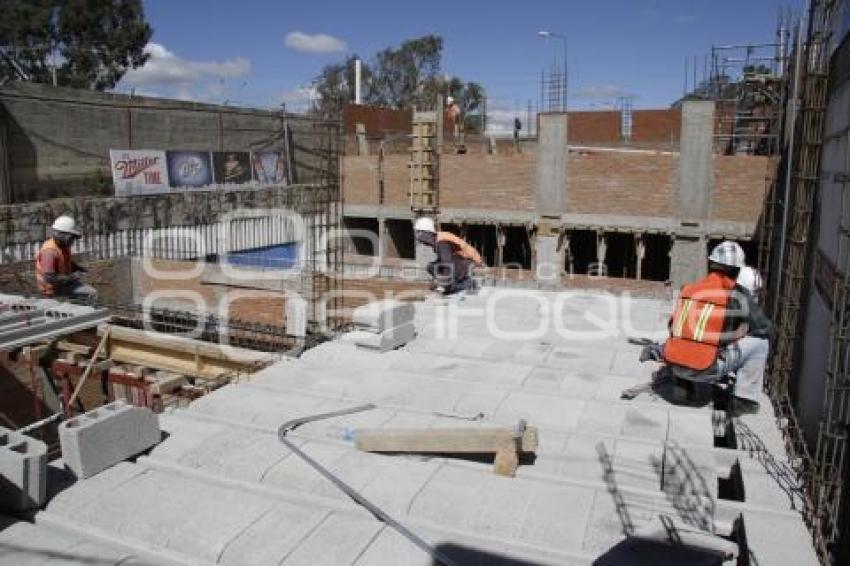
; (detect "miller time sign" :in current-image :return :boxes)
[110,150,170,196]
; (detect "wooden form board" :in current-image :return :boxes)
[354,426,539,454]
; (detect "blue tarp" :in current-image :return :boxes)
[219,243,299,269]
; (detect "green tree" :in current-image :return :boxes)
[0,0,152,90]
[312,55,371,119]
[368,34,442,109]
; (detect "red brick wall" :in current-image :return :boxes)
[344,104,412,135]
[344,150,767,224]
[713,155,770,224]
[631,109,681,143]
[568,150,676,217]
[567,111,621,143]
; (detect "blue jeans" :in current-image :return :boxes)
[656,336,769,402]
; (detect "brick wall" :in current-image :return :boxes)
[631,109,681,143]
[713,155,770,223]
[344,104,412,135]
[567,111,621,143]
[343,149,767,225]
[568,150,676,217]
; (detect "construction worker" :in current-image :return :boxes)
[414,217,484,295]
[35,215,96,302]
[445,96,462,145]
[643,241,773,412]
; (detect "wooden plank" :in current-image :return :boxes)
[354,426,538,454]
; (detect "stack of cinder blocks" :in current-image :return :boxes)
[346,300,416,352]
[59,400,161,480]
[0,427,47,513]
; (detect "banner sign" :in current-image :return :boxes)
[213,151,252,184]
[167,151,214,188]
[109,150,169,196]
[252,151,289,184]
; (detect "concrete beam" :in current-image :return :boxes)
[59,400,161,479]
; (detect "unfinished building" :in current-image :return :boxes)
[2,1,850,564]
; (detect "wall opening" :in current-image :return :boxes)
[643,234,672,281]
[465,224,498,267]
[604,232,637,278]
[567,230,598,275]
[343,217,379,256]
[385,219,414,259]
[502,225,532,270]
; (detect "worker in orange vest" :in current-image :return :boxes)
[35,215,96,302]
[642,241,773,413]
[414,217,484,295]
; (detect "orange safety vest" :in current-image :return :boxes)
[663,272,736,371]
[35,238,72,297]
[437,231,483,266]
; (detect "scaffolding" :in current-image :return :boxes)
[704,10,795,156]
[760,0,842,562]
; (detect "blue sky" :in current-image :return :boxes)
[117,0,801,131]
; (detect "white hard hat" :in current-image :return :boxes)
[414,217,436,233]
[708,241,745,268]
[446,96,454,105]
[52,215,81,236]
[737,265,763,294]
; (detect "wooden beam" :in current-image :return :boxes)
[98,325,275,379]
[353,426,538,454]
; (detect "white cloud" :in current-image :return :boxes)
[571,85,635,100]
[485,107,525,137]
[279,85,317,112]
[284,31,347,54]
[120,43,250,90]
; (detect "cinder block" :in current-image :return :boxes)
[0,426,48,512]
[347,321,416,352]
[59,401,161,480]
[352,300,414,333]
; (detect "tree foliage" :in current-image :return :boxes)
[0,0,152,90]
[311,34,485,123]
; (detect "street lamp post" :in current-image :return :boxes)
[538,31,568,111]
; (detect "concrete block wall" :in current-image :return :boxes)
[0,426,48,512]
[0,82,332,202]
[59,400,160,479]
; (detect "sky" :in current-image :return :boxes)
[115,0,802,133]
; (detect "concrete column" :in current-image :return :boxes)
[0,124,10,204]
[635,235,646,280]
[534,113,568,285]
[356,123,369,156]
[596,232,608,276]
[495,225,505,267]
[670,235,707,287]
[671,101,715,288]
[414,218,434,278]
[562,233,573,276]
[377,217,386,262]
[536,113,569,216]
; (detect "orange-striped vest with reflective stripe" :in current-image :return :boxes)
[437,231,483,265]
[35,238,72,297]
[663,272,735,371]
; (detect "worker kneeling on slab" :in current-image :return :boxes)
[414,216,484,295]
[35,215,97,302]
[641,241,773,413]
